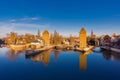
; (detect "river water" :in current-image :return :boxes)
[0,47,120,80]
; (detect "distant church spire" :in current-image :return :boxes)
[37,28,41,38]
[91,30,93,38]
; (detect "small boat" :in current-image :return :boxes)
[111,48,120,53]
[100,46,111,51]
[25,50,45,57]
[92,47,101,52]
[25,46,53,57]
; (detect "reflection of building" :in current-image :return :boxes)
[102,50,120,60]
[6,49,22,60]
[102,50,111,60]
[42,30,50,46]
[79,28,87,48]
[53,50,62,61]
[30,50,51,66]
[42,51,50,66]
[78,50,92,71]
[80,54,86,70]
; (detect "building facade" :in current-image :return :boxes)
[42,30,50,46]
[79,28,87,48]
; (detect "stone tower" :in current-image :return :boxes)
[79,27,87,48]
[42,30,50,46]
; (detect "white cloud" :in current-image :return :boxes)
[12,23,49,28]
[20,17,39,21]
[0,22,50,38]
[0,26,13,38]
[8,17,39,22]
[9,19,16,22]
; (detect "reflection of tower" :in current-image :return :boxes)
[80,54,87,70]
[31,54,43,62]
[79,27,87,48]
[30,50,51,66]
[79,50,92,70]
[43,50,51,66]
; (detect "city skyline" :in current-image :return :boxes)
[0,0,120,37]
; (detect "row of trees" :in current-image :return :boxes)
[5,32,36,45]
[50,31,99,46]
[50,31,63,45]
[4,31,100,46]
[50,31,75,46]
[5,31,64,45]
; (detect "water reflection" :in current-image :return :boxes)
[80,54,86,70]
[77,50,92,71]
[6,49,25,60]
[28,50,51,66]
[26,49,93,70]
[27,49,62,65]
[102,50,120,61]
[1,48,120,80]
[53,49,62,61]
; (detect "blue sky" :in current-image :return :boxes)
[0,0,120,37]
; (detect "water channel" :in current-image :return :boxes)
[0,47,120,80]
